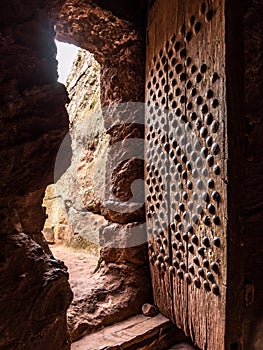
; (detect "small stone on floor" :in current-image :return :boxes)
[142,303,159,317]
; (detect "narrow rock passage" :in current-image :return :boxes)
[50,243,197,349]
[50,243,100,340]
[49,242,151,342]
[50,243,98,292]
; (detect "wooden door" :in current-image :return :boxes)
[145,1,241,349]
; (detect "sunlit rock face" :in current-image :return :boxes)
[63,50,108,224]
[52,0,151,340]
[43,24,152,338]
[43,49,108,255]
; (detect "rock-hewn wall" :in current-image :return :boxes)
[43,184,71,244]
[0,0,73,349]
[55,0,152,340]
[43,49,108,256]
[243,1,263,348]
[0,0,151,346]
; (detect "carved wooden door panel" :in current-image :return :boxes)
[145,1,236,349]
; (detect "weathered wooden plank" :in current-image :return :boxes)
[165,0,190,334]
[184,1,227,349]
[146,1,230,349]
[145,0,173,321]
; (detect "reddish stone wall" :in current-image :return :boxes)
[1,0,151,346]
[243,1,263,348]
[0,0,153,349]
[55,0,152,340]
[0,1,72,348]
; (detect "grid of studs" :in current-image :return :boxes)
[182,59,222,294]
[146,44,170,274]
[165,31,189,281]
[146,2,222,295]
[182,2,221,295]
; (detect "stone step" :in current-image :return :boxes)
[71,313,197,350]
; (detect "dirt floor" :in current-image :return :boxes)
[49,242,153,342]
[49,243,197,349]
[50,243,99,299]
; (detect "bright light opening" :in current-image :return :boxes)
[55,40,79,84]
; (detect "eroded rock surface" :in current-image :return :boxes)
[43,49,108,254]
[0,0,73,348]
[0,233,72,350]
[0,0,151,348]
[55,1,151,340]
[68,262,151,341]
[243,1,263,348]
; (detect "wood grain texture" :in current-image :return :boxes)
[145,1,241,349]
[184,1,227,349]
[145,0,174,321]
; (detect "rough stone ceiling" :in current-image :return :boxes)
[92,0,147,27]
[55,0,146,64]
